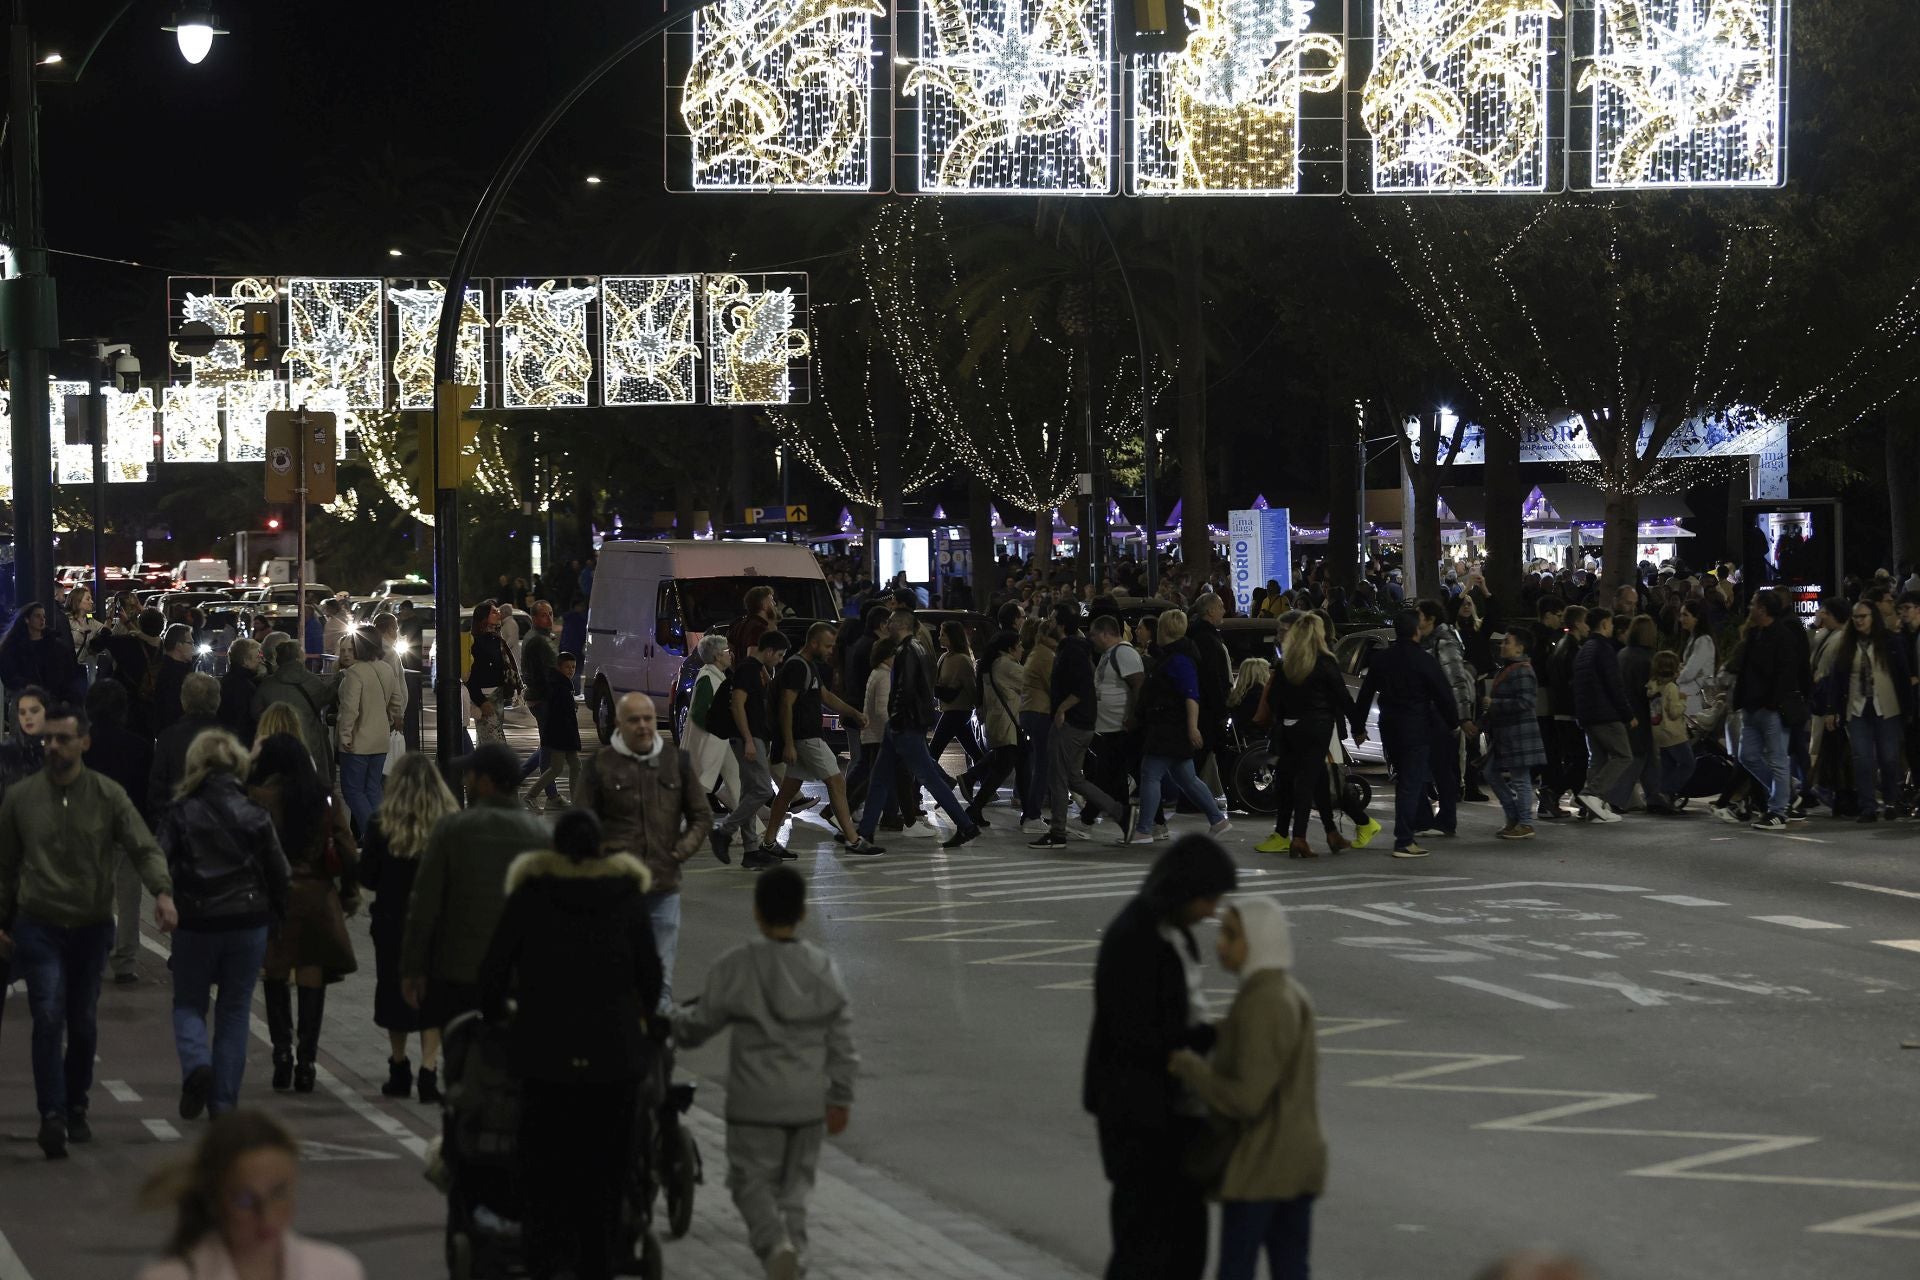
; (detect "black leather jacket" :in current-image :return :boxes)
[155,773,291,932]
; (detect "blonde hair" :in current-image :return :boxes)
[1282,613,1331,685]
[1229,658,1271,707]
[376,752,458,859]
[176,729,250,800]
[254,703,303,747]
[1157,609,1189,643]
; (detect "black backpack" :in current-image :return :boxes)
[702,673,736,737]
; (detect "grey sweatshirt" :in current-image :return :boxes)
[674,936,858,1125]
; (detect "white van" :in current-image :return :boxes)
[583,540,838,743]
[175,558,231,587]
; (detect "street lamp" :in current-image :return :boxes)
[162,7,226,65]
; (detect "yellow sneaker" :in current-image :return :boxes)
[1255,832,1291,855]
[1352,817,1383,849]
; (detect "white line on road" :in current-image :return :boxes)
[1436,976,1571,1009]
[1417,881,1650,894]
[101,1079,141,1104]
[1836,881,1920,902]
[143,1118,181,1141]
[1653,971,1814,996]
[1644,895,1730,907]
[0,1229,34,1280]
[1873,940,1920,955]
[1752,915,1850,930]
[1010,875,1474,905]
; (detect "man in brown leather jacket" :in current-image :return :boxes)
[577,692,712,1010]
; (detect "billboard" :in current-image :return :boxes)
[1228,507,1293,616]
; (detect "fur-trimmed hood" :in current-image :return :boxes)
[505,848,653,897]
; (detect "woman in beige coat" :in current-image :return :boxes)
[1169,894,1325,1280]
[333,630,405,836]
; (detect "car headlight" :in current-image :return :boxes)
[394,638,411,654]
[196,643,213,655]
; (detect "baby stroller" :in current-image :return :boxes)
[438,1011,698,1279]
[1229,722,1372,828]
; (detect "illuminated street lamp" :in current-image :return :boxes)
[162,7,227,65]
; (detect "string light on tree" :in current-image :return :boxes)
[1362,0,1559,191]
[390,283,489,410]
[602,276,701,404]
[498,280,598,408]
[706,274,811,404]
[1581,0,1782,188]
[284,278,385,409]
[684,0,882,189]
[161,383,222,462]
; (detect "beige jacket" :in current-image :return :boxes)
[1021,638,1056,715]
[335,655,405,756]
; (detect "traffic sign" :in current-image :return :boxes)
[264,409,336,504]
[745,504,808,525]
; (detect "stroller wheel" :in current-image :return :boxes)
[665,1124,700,1239]
[1231,750,1279,817]
[1343,774,1372,812]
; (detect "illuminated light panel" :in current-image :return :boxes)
[905,0,1113,193]
[290,381,352,459]
[1362,0,1560,191]
[1582,0,1782,188]
[1132,0,1345,193]
[685,0,881,190]
[285,277,385,410]
[497,281,597,409]
[389,284,488,411]
[706,274,810,405]
[603,276,701,405]
[49,380,94,486]
[170,276,277,385]
[223,375,281,462]
[104,386,156,482]
[162,383,222,462]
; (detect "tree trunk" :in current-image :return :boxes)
[1887,416,1920,570]
[1323,405,1359,591]
[1482,424,1523,625]
[1174,225,1211,575]
[729,408,754,526]
[968,472,996,606]
[1600,490,1642,595]
[1032,507,1054,579]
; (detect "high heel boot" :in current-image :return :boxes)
[264,981,294,1091]
[294,985,325,1094]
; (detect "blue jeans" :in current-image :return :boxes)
[858,728,972,839]
[169,926,269,1114]
[1218,1195,1314,1280]
[1737,709,1791,816]
[338,751,387,835]
[11,916,113,1119]
[1659,743,1697,798]
[1847,714,1905,812]
[1386,732,1432,849]
[646,891,680,1014]
[1133,755,1223,836]
[1489,764,1535,829]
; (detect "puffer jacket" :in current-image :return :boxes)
[674,935,858,1125]
[979,652,1025,750]
[1422,624,1477,722]
[156,773,290,932]
[575,738,713,895]
[335,656,404,756]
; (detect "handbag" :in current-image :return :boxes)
[383,728,406,775]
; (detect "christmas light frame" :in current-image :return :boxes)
[497,279,599,409]
[168,276,279,386]
[284,278,386,410]
[222,374,281,462]
[706,273,812,405]
[389,282,490,410]
[162,383,223,463]
[603,275,702,405]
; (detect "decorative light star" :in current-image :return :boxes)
[603,276,699,405]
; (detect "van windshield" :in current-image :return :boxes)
[678,577,837,632]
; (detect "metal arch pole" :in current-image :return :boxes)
[427,0,700,765]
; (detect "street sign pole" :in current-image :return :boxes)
[294,405,308,659]
[89,380,105,611]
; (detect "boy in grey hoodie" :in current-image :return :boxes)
[674,866,857,1280]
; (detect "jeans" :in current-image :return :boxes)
[12,916,113,1119]
[1385,732,1431,850]
[715,738,776,850]
[1218,1195,1315,1280]
[169,925,268,1114]
[1583,722,1636,806]
[928,709,984,770]
[337,751,387,836]
[646,891,681,1013]
[858,728,973,839]
[1018,712,1053,822]
[1133,756,1222,836]
[1659,743,1697,799]
[1050,722,1122,829]
[1847,714,1905,813]
[1738,709,1792,816]
[1489,764,1536,829]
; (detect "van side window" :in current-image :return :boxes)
[656,582,685,653]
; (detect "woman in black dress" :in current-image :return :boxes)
[354,751,457,1102]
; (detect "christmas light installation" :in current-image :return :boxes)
[1580,0,1782,188]
[905,0,1113,193]
[162,383,222,462]
[1132,0,1345,193]
[103,386,157,483]
[50,380,95,486]
[683,0,882,189]
[498,280,598,408]
[706,274,810,405]
[1361,0,1560,191]
[602,276,700,405]
[284,278,385,409]
[170,276,277,385]
[390,283,488,410]
[222,374,280,462]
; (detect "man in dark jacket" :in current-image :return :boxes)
[853,610,979,851]
[151,625,198,737]
[1084,835,1238,1280]
[1355,611,1461,858]
[89,609,165,737]
[1187,594,1232,786]
[516,600,561,797]
[148,673,223,817]
[1730,590,1807,829]
[1571,612,1636,821]
[82,681,156,986]
[1033,605,1126,848]
[1526,595,1566,816]
[1546,605,1589,814]
[839,603,890,806]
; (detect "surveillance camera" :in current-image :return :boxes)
[113,352,141,394]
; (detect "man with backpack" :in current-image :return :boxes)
[1083,615,1145,830]
[854,610,980,850]
[709,631,786,869]
[1032,606,1128,847]
[763,623,879,856]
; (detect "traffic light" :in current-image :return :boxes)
[239,301,280,371]
[1117,0,1188,54]
[266,515,281,531]
[415,382,483,514]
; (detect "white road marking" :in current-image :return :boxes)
[1339,937,1491,964]
[1645,895,1730,907]
[1418,881,1650,894]
[0,1228,35,1280]
[301,1140,402,1162]
[1752,915,1849,930]
[1436,976,1570,1009]
[1283,904,1416,926]
[1873,940,1920,955]
[1365,904,1484,925]
[1531,973,1718,1007]
[101,1080,141,1104]
[1782,835,1827,845]
[143,1118,181,1141]
[1836,881,1920,902]
[1654,971,1814,997]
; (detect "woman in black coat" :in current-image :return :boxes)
[479,809,660,1280]
[1261,614,1367,858]
[218,639,265,743]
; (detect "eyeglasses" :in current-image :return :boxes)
[225,1182,294,1217]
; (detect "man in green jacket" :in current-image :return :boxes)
[400,743,549,1029]
[0,705,177,1159]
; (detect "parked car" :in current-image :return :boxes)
[378,575,432,598]
[130,562,174,591]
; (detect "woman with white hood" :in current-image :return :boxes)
[684,633,742,815]
[1168,894,1326,1280]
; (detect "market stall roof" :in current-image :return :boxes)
[1525,484,1694,525]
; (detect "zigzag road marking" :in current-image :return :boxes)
[1327,1037,1920,1237]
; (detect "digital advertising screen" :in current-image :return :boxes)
[1742,500,1842,624]
[877,536,931,585]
